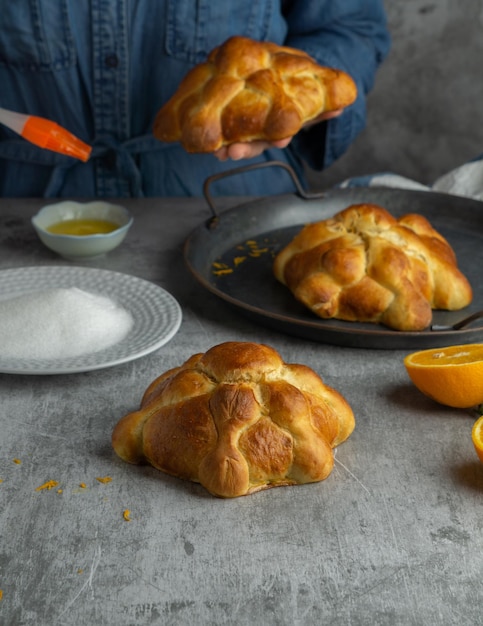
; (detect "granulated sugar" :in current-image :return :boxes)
[0,287,133,360]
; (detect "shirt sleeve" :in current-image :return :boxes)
[282,0,391,170]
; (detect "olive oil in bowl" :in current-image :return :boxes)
[32,200,133,259]
[47,219,120,236]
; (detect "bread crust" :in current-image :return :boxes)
[273,203,473,331]
[112,342,355,498]
[153,36,357,153]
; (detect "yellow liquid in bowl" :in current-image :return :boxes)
[47,219,120,236]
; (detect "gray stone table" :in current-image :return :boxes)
[0,197,481,626]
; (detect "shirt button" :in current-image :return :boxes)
[105,54,119,68]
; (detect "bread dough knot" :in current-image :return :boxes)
[153,36,357,152]
[273,203,473,331]
[112,341,355,497]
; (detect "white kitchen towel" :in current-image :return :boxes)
[338,153,483,201]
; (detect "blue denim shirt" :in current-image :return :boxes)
[0,1,390,197]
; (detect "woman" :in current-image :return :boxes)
[0,1,390,197]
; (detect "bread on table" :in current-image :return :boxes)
[273,203,473,331]
[112,341,355,498]
[153,36,357,153]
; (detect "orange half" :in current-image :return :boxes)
[403,343,483,408]
[472,415,483,463]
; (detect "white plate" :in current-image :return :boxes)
[0,266,182,374]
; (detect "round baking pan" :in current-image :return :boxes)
[184,163,483,349]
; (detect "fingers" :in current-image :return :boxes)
[320,109,344,120]
[214,137,292,162]
[212,108,348,162]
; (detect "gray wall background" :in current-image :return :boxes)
[307,0,483,190]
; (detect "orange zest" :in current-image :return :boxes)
[472,415,483,463]
[403,343,483,409]
[22,116,92,162]
[35,480,59,491]
[96,476,112,484]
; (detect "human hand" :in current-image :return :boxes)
[214,137,292,161]
[213,109,344,161]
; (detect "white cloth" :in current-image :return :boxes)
[432,160,483,201]
[339,155,483,201]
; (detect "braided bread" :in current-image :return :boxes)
[153,36,357,153]
[112,342,355,498]
[273,203,473,331]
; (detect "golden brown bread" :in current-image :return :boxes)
[153,36,357,153]
[112,342,355,498]
[273,203,473,331]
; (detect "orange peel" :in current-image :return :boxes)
[472,415,483,463]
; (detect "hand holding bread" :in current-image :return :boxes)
[153,36,357,153]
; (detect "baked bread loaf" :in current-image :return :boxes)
[273,203,473,331]
[112,341,355,498]
[153,36,357,153]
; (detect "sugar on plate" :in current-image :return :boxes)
[0,287,133,360]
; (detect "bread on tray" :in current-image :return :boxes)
[112,341,355,498]
[273,203,473,331]
[153,36,357,153]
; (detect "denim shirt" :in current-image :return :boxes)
[0,0,390,197]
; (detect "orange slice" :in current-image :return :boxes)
[472,415,483,463]
[403,343,483,408]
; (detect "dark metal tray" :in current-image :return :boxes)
[184,170,483,349]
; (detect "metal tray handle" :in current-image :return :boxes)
[203,160,326,218]
[431,310,483,331]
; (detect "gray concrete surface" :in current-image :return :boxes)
[308,0,483,190]
[0,197,482,626]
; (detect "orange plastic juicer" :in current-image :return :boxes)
[0,107,92,162]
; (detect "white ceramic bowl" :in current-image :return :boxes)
[32,200,133,260]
